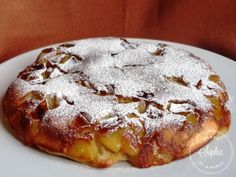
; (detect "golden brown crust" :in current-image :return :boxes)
[2,38,231,168]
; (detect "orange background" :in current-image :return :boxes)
[0,0,236,63]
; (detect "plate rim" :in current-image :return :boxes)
[0,37,235,177]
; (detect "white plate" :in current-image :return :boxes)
[0,39,235,177]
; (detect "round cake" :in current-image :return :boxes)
[3,38,230,168]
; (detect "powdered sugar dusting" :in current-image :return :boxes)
[12,38,224,133]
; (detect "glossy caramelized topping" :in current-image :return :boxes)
[3,38,230,168]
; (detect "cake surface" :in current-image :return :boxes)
[3,38,230,167]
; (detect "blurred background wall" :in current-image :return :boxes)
[0,0,235,62]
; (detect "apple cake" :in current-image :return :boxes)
[2,38,230,168]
